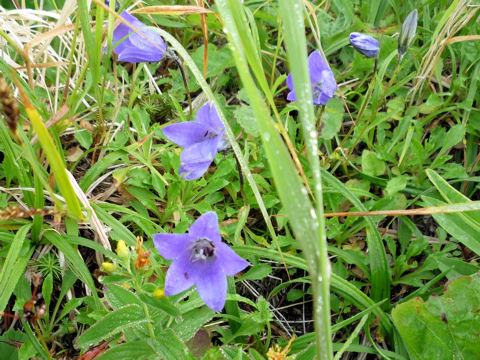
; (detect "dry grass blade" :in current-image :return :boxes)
[410,0,479,105]
[197,0,209,78]
[66,170,112,251]
[131,5,213,15]
[324,202,480,217]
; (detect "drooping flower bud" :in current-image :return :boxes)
[349,32,380,58]
[398,9,418,61]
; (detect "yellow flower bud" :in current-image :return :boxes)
[153,288,165,300]
[116,240,129,259]
[101,262,115,274]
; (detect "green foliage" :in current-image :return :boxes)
[0,0,480,359]
[393,274,480,360]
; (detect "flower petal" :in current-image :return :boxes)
[195,102,224,133]
[286,73,294,92]
[178,137,220,180]
[194,259,227,311]
[314,70,337,105]
[308,51,331,85]
[153,233,191,260]
[181,137,219,165]
[112,22,132,55]
[116,47,164,63]
[215,242,249,276]
[179,161,213,181]
[164,251,195,295]
[188,212,221,242]
[112,10,165,63]
[286,73,297,102]
[163,122,210,148]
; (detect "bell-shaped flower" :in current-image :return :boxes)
[112,9,166,62]
[398,9,418,60]
[286,51,337,106]
[153,212,249,311]
[349,32,380,58]
[162,102,228,181]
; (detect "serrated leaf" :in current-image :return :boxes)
[77,304,148,349]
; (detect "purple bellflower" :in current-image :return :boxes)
[112,8,166,62]
[286,50,337,106]
[153,212,249,311]
[349,32,380,58]
[162,102,228,181]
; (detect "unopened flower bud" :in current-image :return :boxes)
[101,262,115,274]
[116,240,129,259]
[398,9,418,61]
[153,288,165,300]
[349,32,380,58]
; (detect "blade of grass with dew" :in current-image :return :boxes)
[147,27,278,248]
[0,224,33,313]
[321,169,391,305]
[278,0,332,357]
[217,1,331,357]
[15,82,83,219]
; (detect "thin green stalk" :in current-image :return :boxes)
[346,60,401,158]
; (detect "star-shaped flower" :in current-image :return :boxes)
[349,32,380,58]
[153,212,249,311]
[286,50,337,106]
[162,102,228,181]
[112,8,166,62]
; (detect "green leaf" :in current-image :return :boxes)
[237,263,272,281]
[41,273,53,310]
[321,98,344,140]
[439,124,466,154]
[105,284,143,310]
[361,150,385,177]
[171,306,215,341]
[0,224,32,313]
[385,176,408,196]
[96,340,156,360]
[392,274,480,360]
[234,105,259,136]
[77,304,148,349]
[421,196,480,255]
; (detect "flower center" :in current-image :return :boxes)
[191,238,215,261]
[312,82,325,99]
[204,130,219,139]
